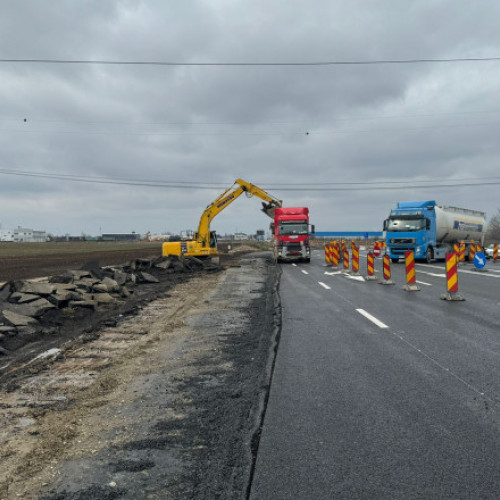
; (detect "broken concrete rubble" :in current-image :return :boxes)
[2,310,40,327]
[0,255,215,355]
[3,298,56,318]
[68,300,97,310]
[9,292,40,304]
[138,271,159,283]
[20,283,56,296]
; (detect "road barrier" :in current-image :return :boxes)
[470,243,476,262]
[343,250,350,271]
[379,255,394,285]
[351,246,360,275]
[459,241,466,264]
[403,250,420,291]
[365,252,378,281]
[494,244,499,262]
[324,244,331,266]
[440,253,465,301]
[454,243,460,258]
[331,243,340,267]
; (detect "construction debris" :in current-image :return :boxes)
[0,255,213,355]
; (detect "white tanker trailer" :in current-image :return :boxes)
[383,200,486,263]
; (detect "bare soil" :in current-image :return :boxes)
[0,251,279,499]
[0,243,163,282]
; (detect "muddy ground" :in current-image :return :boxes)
[0,245,164,283]
[0,250,280,499]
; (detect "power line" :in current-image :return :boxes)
[1,57,500,66]
[0,169,224,189]
[266,175,500,187]
[1,168,500,192]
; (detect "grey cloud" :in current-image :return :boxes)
[1,1,500,236]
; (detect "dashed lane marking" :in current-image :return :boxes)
[416,280,432,286]
[292,263,297,267]
[356,309,388,329]
[318,282,331,290]
[301,270,309,275]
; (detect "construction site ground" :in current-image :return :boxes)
[0,244,279,499]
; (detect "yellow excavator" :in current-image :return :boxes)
[162,179,282,258]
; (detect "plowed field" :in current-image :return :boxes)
[0,242,163,282]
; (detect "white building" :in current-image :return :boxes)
[0,229,15,242]
[12,227,48,243]
[234,232,249,240]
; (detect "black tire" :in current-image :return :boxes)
[304,258,311,263]
[391,258,399,263]
[425,247,433,264]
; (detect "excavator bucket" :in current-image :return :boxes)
[261,201,280,219]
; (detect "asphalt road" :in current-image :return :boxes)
[250,249,500,500]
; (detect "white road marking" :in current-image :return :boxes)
[318,282,331,290]
[292,263,297,267]
[416,280,432,286]
[356,309,388,329]
[459,269,500,279]
[416,262,500,279]
[324,271,343,275]
[301,270,309,275]
[419,271,446,278]
[415,263,445,270]
[345,275,365,282]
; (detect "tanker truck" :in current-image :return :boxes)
[383,200,486,263]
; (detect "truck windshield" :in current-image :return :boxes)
[278,223,309,235]
[387,218,425,232]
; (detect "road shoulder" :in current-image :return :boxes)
[0,253,279,500]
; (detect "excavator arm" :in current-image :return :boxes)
[162,179,282,258]
[195,178,282,247]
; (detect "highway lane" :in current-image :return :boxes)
[250,250,500,499]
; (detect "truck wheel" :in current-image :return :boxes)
[391,258,399,263]
[425,247,433,264]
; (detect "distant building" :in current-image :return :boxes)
[12,227,48,243]
[101,233,141,242]
[0,229,15,242]
[234,232,249,240]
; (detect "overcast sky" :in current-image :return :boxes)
[1,1,500,236]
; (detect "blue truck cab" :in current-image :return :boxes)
[383,200,437,263]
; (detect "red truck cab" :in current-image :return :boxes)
[273,207,312,263]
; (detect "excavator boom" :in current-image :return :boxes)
[162,179,282,258]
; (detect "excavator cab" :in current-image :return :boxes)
[209,231,217,249]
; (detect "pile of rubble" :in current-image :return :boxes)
[0,255,210,356]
